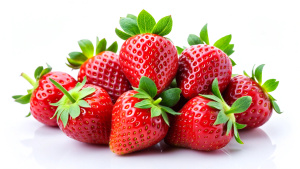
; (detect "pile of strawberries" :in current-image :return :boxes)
[13,10,281,155]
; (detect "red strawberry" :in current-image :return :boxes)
[116,10,178,94]
[176,24,235,99]
[50,77,113,144]
[223,64,282,129]
[13,65,77,126]
[67,38,131,103]
[165,78,252,151]
[109,76,181,155]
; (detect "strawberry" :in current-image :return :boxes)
[165,78,252,151]
[50,77,113,144]
[67,37,131,103]
[109,76,181,155]
[176,24,235,99]
[13,65,77,126]
[115,10,178,94]
[223,64,282,129]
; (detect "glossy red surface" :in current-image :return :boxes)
[223,75,273,129]
[30,72,77,126]
[119,33,178,94]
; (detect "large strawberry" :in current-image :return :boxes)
[50,77,113,144]
[165,78,252,151]
[176,24,235,99]
[13,65,77,126]
[115,10,178,94]
[223,64,282,129]
[109,76,181,155]
[67,37,131,103]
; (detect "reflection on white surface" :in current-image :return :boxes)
[20,125,276,169]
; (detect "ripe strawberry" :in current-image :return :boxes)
[50,77,113,144]
[115,10,178,94]
[165,78,252,151]
[223,64,282,129]
[13,65,77,126]
[67,37,131,103]
[176,24,235,99]
[109,76,181,155]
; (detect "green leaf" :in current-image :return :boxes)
[231,74,238,77]
[34,66,43,79]
[12,95,23,99]
[243,71,250,77]
[200,94,222,103]
[233,123,244,144]
[107,41,118,53]
[39,66,52,79]
[226,120,233,135]
[255,64,265,85]
[67,58,83,67]
[207,101,223,110]
[120,17,140,35]
[78,100,91,108]
[161,111,169,126]
[262,79,279,93]
[14,93,32,104]
[96,38,107,55]
[223,44,234,56]
[127,14,137,20]
[160,105,181,115]
[115,28,132,40]
[137,9,156,34]
[213,34,232,51]
[271,100,282,114]
[200,24,209,45]
[133,93,151,99]
[211,78,224,101]
[235,122,247,129]
[187,34,202,46]
[214,109,229,125]
[68,52,88,62]
[78,87,96,100]
[230,58,236,66]
[138,76,157,98]
[158,88,181,107]
[226,96,252,114]
[78,39,94,58]
[151,106,162,117]
[170,78,177,88]
[134,99,153,109]
[176,46,184,55]
[60,109,69,128]
[25,112,31,117]
[69,104,80,119]
[151,15,172,36]
[56,107,65,121]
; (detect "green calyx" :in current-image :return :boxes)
[50,76,95,127]
[12,64,52,116]
[185,24,236,66]
[200,78,252,144]
[115,9,173,40]
[132,76,181,126]
[67,37,118,69]
[244,64,282,114]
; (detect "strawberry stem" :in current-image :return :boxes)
[49,78,76,103]
[153,97,162,105]
[21,73,35,86]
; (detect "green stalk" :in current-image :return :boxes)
[153,97,162,105]
[49,78,76,103]
[21,73,36,86]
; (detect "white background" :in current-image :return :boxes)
[1,0,299,168]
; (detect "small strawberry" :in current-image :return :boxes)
[223,64,282,129]
[67,37,131,103]
[176,24,235,99]
[109,76,181,155]
[115,10,178,94]
[50,77,113,144]
[165,78,252,151]
[13,65,77,126]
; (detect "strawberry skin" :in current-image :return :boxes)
[78,51,131,103]
[119,34,178,94]
[177,44,232,99]
[223,75,273,129]
[165,96,232,151]
[109,90,168,155]
[57,84,113,144]
[30,72,77,126]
